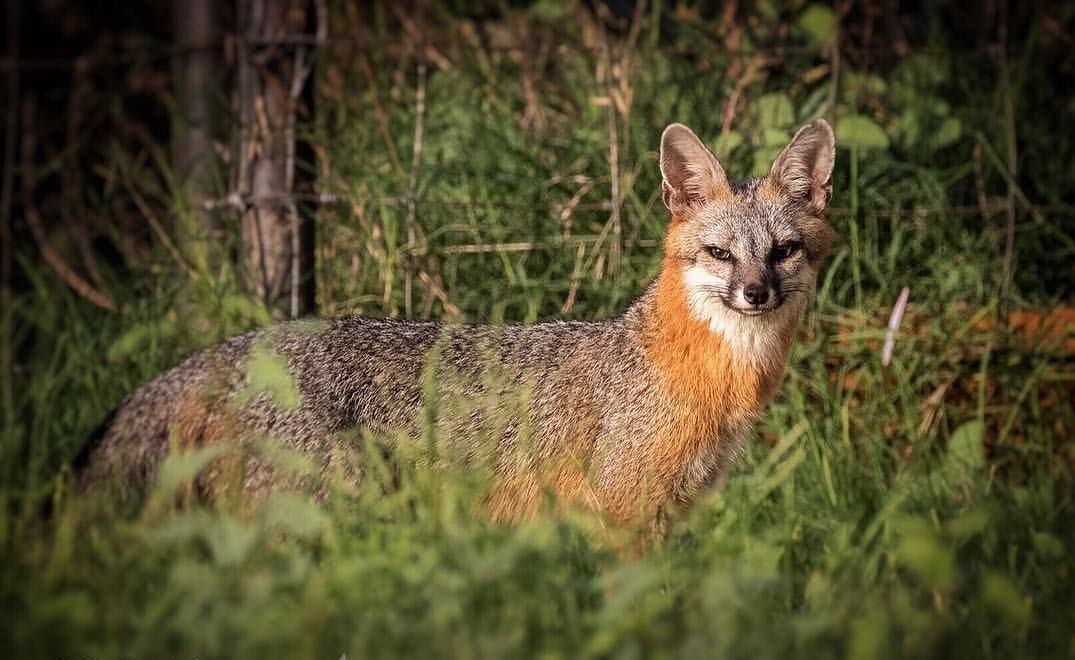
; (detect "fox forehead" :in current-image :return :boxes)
[690,193,804,251]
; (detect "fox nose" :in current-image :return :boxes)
[743,282,769,305]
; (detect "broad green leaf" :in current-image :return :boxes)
[761,126,791,147]
[932,117,962,148]
[238,343,302,410]
[946,420,985,474]
[756,93,795,129]
[895,518,954,588]
[946,509,989,539]
[752,128,790,176]
[154,445,228,497]
[263,492,327,539]
[798,4,836,45]
[752,146,784,176]
[982,573,1031,625]
[220,294,273,326]
[107,319,177,362]
[848,615,889,660]
[205,516,258,567]
[1031,531,1066,559]
[528,0,569,19]
[712,130,743,161]
[149,510,215,546]
[841,72,888,98]
[837,115,890,149]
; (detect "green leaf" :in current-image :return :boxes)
[756,93,795,129]
[154,445,228,497]
[840,72,887,105]
[750,445,805,504]
[931,117,962,149]
[848,615,889,660]
[107,319,177,362]
[946,510,989,539]
[761,126,791,147]
[982,573,1031,625]
[150,510,215,546]
[946,420,985,474]
[262,492,327,539]
[220,294,273,326]
[803,571,831,607]
[894,522,954,589]
[752,126,790,177]
[837,115,890,149]
[894,109,923,150]
[528,0,569,19]
[254,438,319,478]
[238,343,302,411]
[752,146,783,177]
[798,4,837,45]
[712,130,743,161]
[205,516,258,567]
[1032,531,1066,560]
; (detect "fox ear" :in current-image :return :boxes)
[768,119,835,212]
[659,123,731,218]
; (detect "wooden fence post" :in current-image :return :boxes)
[236,0,324,317]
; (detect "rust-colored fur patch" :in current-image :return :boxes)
[487,444,595,523]
[648,227,782,408]
[173,394,213,448]
[171,383,252,501]
[632,226,789,513]
[173,383,241,449]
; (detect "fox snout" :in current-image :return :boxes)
[732,265,781,313]
[726,284,781,315]
[743,281,770,306]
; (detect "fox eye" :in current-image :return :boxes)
[772,241,802,261]
[707,246,732,261]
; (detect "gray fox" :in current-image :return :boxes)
[78,119,835,525]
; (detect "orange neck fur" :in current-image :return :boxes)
[643,256,789,417]
[632,233,796,507]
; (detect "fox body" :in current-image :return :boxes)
[80,120,835,524]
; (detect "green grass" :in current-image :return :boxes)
[2,4,1073,658]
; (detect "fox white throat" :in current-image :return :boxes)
[681,264,804,369]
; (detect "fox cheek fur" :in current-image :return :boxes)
[78,119,836,527]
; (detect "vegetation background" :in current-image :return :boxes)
[1,1,1073,658]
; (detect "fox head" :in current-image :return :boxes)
[658,120,835,339]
